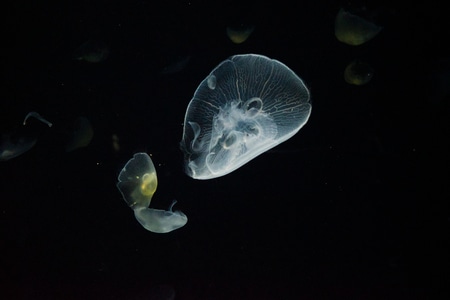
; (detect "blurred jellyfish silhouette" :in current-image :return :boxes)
[335,8,382,46]
[226,24,255,44]
[161,55,191,75]
[344,59,374,85]
[0,133,37,161]
[180,54,311,179]
[1,111,52,161]
[65,116,94,152]
[72,39,109,63]
[111,134,120,153]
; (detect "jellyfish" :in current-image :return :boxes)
[116,152,187,233]
[1,111,51,161]
[0,133,37,161]
[226,24,255,44]
[334,8,382,46]
[180,54,312,179]
[65,116,94,152]
[344,59,374,85]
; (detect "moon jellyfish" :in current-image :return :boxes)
[117,153,187,233]
[344,59,374,85]
[180,54,311,179]
[335,8,382,46]
[226,24,255,44]
[23,112,52,127]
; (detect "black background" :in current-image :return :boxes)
[1,1,449,299]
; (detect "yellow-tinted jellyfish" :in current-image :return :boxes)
[344,59,374,86]
[116,153,187,233]
[335,8,382,46]
[226,24,255,44]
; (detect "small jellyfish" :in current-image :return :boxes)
[65,116,94,152]
[112,134,120,153]
[226,24,255,44]
[344,59,374,85]
[180,54,312,179]
[335,8,382,46]
[117,153,187,233]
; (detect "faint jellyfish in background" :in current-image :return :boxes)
[116,152,187,233]
[0,133,37,161]
[180,54,312,179]
[65,116,94,152]
[344,59,374,85]
[72,39,109,63]
[226,24,255,44]
[160,55,191,75]
[1,111,52,161]
[111,134,120,153]
[335,7,382,46]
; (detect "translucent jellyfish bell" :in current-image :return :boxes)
[180,54,312,179]
[226,24,255,44]
[344,59,374,85]
[335,8,382,46]
[117,153,187,233]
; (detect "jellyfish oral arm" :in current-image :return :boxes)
[23,112,53,127]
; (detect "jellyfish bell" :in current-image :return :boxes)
[1,111,51,161]
[335,8,382,46]
[0,133,37,161]
[226,24,255,44]
[344,59,374,85]
[116,152,187,233]
[180,54,312,180]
